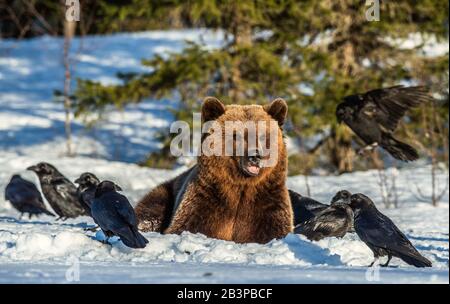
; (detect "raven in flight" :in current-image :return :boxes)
[336,85,431,161]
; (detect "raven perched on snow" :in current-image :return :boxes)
[336,85,431,161]
[74,172,100,216]
[4,174,54,218]
[349,193,432,268]
[27,162,87,220]
[289,190,328,226]
[294,190,354,241]
[91,181,148,248]
[290,189,352,226]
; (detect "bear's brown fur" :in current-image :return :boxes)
[135,97,293,244]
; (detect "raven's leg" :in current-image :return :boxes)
[99,235,110,244]
[381,254,392,267]
[99,231,114,245]
[368,255,379,267]
[99,237,111,246]
[357,142,378,155]
[28,213,32,220]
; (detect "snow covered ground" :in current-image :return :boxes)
[0,29,224,162]
[0,153,448,283]
[0,30,448,283]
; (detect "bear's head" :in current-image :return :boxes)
[199,97,288,186]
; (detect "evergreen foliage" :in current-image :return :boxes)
[70,1,449,173]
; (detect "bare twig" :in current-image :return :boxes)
[24,1,58,36]
[412,98,449,206]
[304,174,311,197]
[412,172,448,204]
[371,151,401,208]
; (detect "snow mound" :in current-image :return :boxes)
[0,153,448,273]
[0,225,342,267]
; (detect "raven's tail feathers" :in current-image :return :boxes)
[41,208,55,217]
[30,201,55,217]
[397,250,432,268]
[383,136,419,162]
[294,223,324,241]
[120,227,148,249]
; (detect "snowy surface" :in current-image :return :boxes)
[0,30,448,283]
[0,29,224,162]
[0,154,448,283]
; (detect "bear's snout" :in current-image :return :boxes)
[239,149,262,177]
[247,149,261,164]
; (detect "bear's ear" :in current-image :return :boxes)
[264,98,288,127]
[202,97,226,122]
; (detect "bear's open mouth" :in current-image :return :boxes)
[243,164,260,176]
[240,158,261,177]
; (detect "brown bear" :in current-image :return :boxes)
[135,97,293,244]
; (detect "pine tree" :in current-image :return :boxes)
[73,0,449,172]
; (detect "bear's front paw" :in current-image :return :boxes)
[138,219,162,232]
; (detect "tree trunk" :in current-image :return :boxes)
[228,4,252,104]
[329,125,354,173]
[327,4,360,173]
[63,20,76,156]
[370,150,384,170]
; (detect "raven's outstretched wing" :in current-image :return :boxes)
[357,86,431,132]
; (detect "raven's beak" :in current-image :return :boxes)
[114,184,123,192]
[74,178,81,184]
[27,165,37,171]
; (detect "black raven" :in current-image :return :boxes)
[330,189,355,233]
[289,190,328,226]
[336,85,431,161]
[27,162,87,220]
[349,193,432,268]
[91,181,148,249]
[330,190,352,205]
[4,174,54,218]
[74,172,100,216]
[294,195,354,241]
